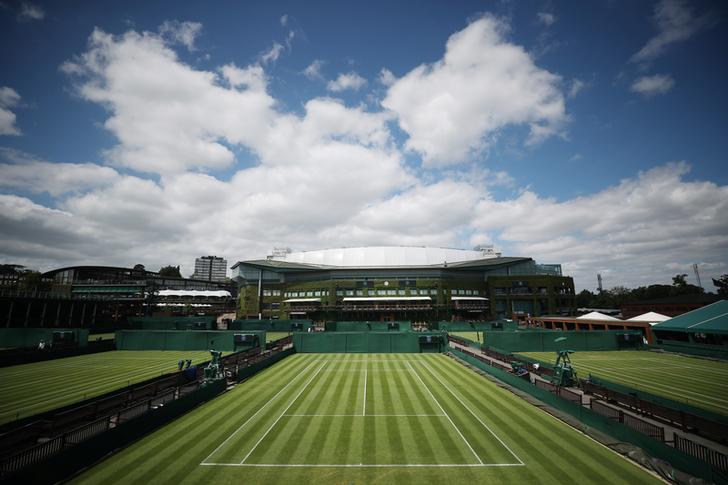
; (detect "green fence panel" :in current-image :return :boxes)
[332,321,412,332]
[237,348,294,381]
[293,332,445,353]
[114,330,264,351]
[230,319,313,332]
[127,316,215,330]
[449,348,724,484]
[650,341,728,360]
[483,330,643,353]
[0,328,89,349]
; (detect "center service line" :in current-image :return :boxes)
[362,361,368,416]
[406,361,483,465]
[240,361,328,464]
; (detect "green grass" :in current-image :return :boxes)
[266,332,291,343]
[88,333,116,341]
[518,350,728,416]
[449,332,484,344]
[0,350,217,424]
[73,354,659,484]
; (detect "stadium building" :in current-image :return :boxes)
[231,246,575,322]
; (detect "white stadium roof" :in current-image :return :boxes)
[627,312,670,324]
[576,311,622,321]
[269,246,499,267]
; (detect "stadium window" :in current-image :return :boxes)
[387,289,396,295]
[398,289,406,295]
[356,290,364,296]
[346,290,354,296]
[336,290,344,296]
[466,289,473,295]
[314,291,321,297]
[263,289,272,297]
[450,289,457,295]
[377,290,386,296]
[306,291,313,297]
[430,289,437,295]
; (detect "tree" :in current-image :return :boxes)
[713,274,728,298]
[672,274,688,287]
[158,265,182,278]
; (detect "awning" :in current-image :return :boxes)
[289,311,308,315]
[450,296,489,301]
[342,296,432,302]
[158,290,231,298]
[284,298,321,303]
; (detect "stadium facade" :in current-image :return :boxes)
[231,246,575,322]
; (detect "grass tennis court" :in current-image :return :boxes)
[266,332,291,343]
[449,332,484,344]
[518,350,728,416]
[73,354,659,484]
[0,350,217,425]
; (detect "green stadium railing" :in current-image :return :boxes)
[449,347,728,484]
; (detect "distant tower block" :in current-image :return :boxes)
[597,273,603,292]
[192,256,228,282]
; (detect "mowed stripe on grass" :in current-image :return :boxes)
[72,354,660,484]
[518,350,728,415]
[0,350,217,424]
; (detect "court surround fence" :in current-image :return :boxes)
[292,331,446,353]
[115,330,266,352]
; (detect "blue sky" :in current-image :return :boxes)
[0,0,726,291]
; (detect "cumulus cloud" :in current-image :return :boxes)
[18,2,44,21]
[568,79,586,98]
[378,68,396,86]
[280,14,288,26]
[327,72,367,92]
[382,15,566,167]
[0,148,119,196]
[472,162,728,289]
[631,74,675,96]
[159,20,203,51]
[537,12,557,26]
[0,87,22,136]
[261,42,284,64]
[632,0,713,63]
[303,59,325,80]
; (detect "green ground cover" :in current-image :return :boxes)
[73,353,659,485]
[449,332,484,344]
[0,350,217,424]
[266,332,290,343]
[518,350,728,416]
[88,333,116,341]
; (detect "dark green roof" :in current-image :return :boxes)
[653,300,728,334]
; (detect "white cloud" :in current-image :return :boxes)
[303,59,325,80]
[19,2,44,20]
[0,87,22,136]
[632,0,713,63]
[61,27,277,174]
[261,42,284,64]
[537,12,557,26]
[568,79,586,98]
[0,148,119,196]
[630,74,675,96]
[382,15,567,167]
[280,14,288,26]
[378,68,396,86]
[159,20,203,51]
[472,162,728,289]
[327,72,367,92]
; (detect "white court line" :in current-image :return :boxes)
[363,362,368,416]
[284,414,445,417]
[420,360,524,465]
[239,361,328,464]
[201,463,522,467]
[405,361,483,465]
[200,359,318,465]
